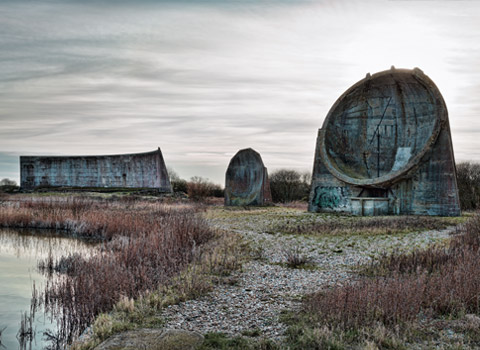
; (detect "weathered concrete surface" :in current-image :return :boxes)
[94,329,204,350]
[225,148,272,206]
[20,148,172,192]
[309,67,460,216]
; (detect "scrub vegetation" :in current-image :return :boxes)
[269,169,311,203]
[0,192,476,349]
[280,215,480,349]
[0,195,248,349]
[456,161,480,211]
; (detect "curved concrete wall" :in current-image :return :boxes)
[309,67,460,216]
[225,148,272,206]
[20,148,172,192]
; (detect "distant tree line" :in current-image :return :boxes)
[168,168,223,200]
[0,178,16,186]
[269,169,311,203]
[268,163,480,209]
[456,162,480,211]
[168,167,312,203]
[0,178,18,194]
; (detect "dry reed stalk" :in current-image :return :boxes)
[307,215,480,332]
[0,196,215,345]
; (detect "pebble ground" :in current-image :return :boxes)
[162,207,456,338]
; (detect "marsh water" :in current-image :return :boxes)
[0,229,97,350]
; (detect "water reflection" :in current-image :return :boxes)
[0,229,97,350]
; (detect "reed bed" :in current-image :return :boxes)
[0,195,215,344]
[0,196,207,240]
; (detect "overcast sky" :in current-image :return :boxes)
[1,0,480,185]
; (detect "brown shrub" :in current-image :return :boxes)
[457,161,480,210]
[306,215,480,332]
[0,196,214,343]
[187,176,223,201]
[269,169,310,203]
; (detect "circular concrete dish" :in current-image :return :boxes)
[320,67,447,187]
[225,148,265,205]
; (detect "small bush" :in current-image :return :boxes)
[171,179,188,193]
[167,167,188,193]
[283,246,311,268]
[0,178,16,186]
[187,176,223,201]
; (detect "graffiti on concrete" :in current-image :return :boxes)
[314,186,340,209]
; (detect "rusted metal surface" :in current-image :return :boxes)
[20,148,172,192]
[309,67,460,216]
[224,148,272,206]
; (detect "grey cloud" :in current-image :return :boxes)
[1,0,480,184]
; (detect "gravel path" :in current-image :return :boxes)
[162,208,457,339]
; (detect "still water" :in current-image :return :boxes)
[0,229,97,350]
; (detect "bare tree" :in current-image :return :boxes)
[269,169,310,203]
[187,176,223,200]
[166,167,188,193]
[167,167,180,183]
[456,162,480,210]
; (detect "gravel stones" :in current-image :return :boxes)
[162,208,456,339]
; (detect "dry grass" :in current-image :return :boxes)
[276,201,308,211]
[302,215,480,347]
[274,215,459,236]
[0,195,216,346]
[282,246,311,269]
[71,229,250,350]
[0,195,208,240]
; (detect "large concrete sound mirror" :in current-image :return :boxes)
[308,67,460,216]
[20,148,172,192]
[225,148,272,206]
